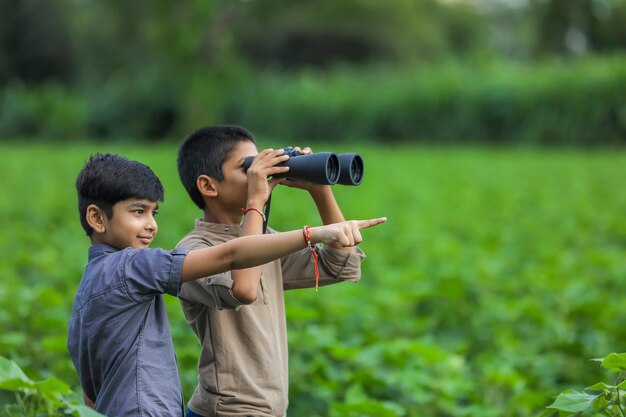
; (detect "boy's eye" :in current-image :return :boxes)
[153,210,159,217]
[133,209,144,215]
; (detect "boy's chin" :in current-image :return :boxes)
[128,241,152,249]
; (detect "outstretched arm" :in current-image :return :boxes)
[180,217,386,282]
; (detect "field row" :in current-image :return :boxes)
[1,143,625,416]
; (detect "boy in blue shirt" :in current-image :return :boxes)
[67,153,385,417]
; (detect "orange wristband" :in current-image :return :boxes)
[303,225,320,292]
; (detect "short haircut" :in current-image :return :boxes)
[177,125,256,210]
[76,153,165,235]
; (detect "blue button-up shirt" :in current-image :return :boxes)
[67,244,189,417]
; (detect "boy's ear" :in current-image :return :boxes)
[86,204,107,234]
[197,175,219,198]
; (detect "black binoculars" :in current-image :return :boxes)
[243,147,364,186]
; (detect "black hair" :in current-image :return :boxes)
[76,153,165,236]
[177,125,256,210]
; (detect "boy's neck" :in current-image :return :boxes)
[203,210,241,226]
[90,235,116,249]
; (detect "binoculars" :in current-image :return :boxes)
[243,147,364,186]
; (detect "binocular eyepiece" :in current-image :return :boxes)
[243,147,364,186]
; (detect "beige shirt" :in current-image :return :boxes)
[177,220,365,417]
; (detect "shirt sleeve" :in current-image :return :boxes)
[175,238,245,310]
[122,247,189,301]
[280,245,366,290]
[178,272,245,310]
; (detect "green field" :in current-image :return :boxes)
[1,142,626,417]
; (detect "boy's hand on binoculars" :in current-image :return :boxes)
[292,146,312,154]
[313,217,387,247]
[280,146,320,191]
[246,149,290,205]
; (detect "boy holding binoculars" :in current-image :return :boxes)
[176,125,376,417]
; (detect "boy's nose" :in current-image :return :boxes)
[146,218,157,231]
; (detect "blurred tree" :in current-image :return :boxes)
[0,0,76,85]
[67,0,222,139]
[2,0,625,86]
[71,0,217,79]
[530,0,626,56]
[1,0,624,141]
[230,0,486,69]
[473,1,535,60]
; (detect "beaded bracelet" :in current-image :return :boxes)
[303,225,320,292]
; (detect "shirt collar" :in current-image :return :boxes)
[194,219,243,235]
[88,243,120,261]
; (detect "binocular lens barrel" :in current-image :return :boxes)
[243,149,363,186]
[337,153,364,186]
[278,152,339,185]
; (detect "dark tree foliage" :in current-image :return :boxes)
[0,0,624,141]
[0,0,76,85]
[530,0,626,56]
[2,0,625,85]
[233,0,485,69]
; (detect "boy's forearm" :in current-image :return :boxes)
[230,229,311,269]
[309,186,354,251]
[230,203,265,304]
[309,186,345,224]
[182,229,306,282]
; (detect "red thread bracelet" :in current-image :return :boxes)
[242,207,266,221]
[303,225,320,292]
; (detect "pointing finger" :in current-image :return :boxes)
[356,217,387,229]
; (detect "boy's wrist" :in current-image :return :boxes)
[242,207,266,222]
[245,198,265,210]
[309,226,323,245]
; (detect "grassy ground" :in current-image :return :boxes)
[1,141,625,416]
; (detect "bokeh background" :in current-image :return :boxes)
[1,0,626,416]
[2,0,626,144]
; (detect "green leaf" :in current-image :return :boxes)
[65,403,107,417]
[345,383,369,403]
[585,382,613,392]
[35,377,72,408]
[331,400,405,417]
[590,394,609,414]
[600,353,626,372]
[34,378,71,396]
[0,357,34,391]
[546,390,599,413]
